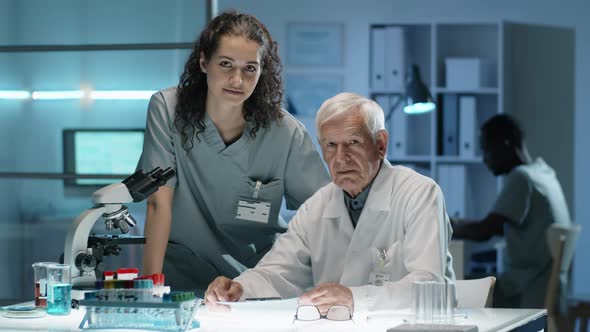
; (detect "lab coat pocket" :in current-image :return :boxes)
[371,242,405,281]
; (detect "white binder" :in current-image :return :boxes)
[438,164,466,218]
[371,28,386,91]
[390,97,407,158]
[459,96,477,158]
[437,164,450,208]
[441,94,459,156]
[450,165,466,218]
[385,26,405,91]
[374,95,389,112]
[375,95,395,160]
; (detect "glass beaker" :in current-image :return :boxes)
[46,264,72,315]
[32,262,58,308]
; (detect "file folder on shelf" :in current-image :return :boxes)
[389,97,407,158]
[440,94,459,156]
[371,27,386,90]
[459,96,477,158]
[385,26,406,91]
[438,164,466,219]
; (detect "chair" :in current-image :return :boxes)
[544,223,581,332]
[455,276,496,308]
[568,296,590,332]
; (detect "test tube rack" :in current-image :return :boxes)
[78,295,200,331]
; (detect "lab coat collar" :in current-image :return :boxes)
[321,159,392,220]
[364,159,393,212]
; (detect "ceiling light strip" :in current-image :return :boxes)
[0,90,31,99]
[0,90,156,100]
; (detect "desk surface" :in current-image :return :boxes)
[0,302,546,332]
[365,308,546,332]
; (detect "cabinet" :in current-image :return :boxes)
[369,22,574,220]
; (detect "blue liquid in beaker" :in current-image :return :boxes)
[47,283,72,315]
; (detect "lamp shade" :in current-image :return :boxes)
[404,64,435,114]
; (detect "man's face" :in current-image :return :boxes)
[480,133,513,176]
[319,107,387,197]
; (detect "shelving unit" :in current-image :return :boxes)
[369,21,574,220]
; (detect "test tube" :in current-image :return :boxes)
[103,280,114,325]
[412,281,424,323]
[445,282,456,323]
[424,281,433,324]
[103,271,115,280]
[144,279,154,301]
[433,281,445,323]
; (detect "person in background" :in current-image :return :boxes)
[452,114,572,308]
[204,92,455,317]
[137,10,330,296]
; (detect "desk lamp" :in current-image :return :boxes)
[383,64,435,123]
[403,64,435,114]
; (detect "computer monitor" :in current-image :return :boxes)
[63,129,145,186]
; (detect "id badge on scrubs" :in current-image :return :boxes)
[368,248,390,286]
[235,180,271,224]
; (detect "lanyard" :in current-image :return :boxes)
[252,181,262,199]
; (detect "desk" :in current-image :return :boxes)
[0,302,546,332]
[365,309,546,332]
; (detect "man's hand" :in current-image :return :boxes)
[298,282,354,315]
[204,276,244,312]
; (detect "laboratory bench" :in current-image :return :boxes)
[0,300,547,332]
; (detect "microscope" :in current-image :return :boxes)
[63,167,175,295]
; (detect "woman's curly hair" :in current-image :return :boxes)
[175,10,284,152]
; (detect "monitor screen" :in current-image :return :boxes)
[63,129,144,186]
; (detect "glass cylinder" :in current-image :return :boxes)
[46,264,72,315]
[433,281,445,322]
[445,282,456,322]
[412,281,424,323]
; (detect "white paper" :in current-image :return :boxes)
[217,297,299,313]
[196,298,299,329]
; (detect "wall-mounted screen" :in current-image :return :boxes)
[63,129,144,186]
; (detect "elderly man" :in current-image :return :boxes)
[204,92,455,316]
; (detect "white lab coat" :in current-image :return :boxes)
[234,160,455,315]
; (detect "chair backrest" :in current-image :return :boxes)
[545,223,581,313]
[455,276,496,308]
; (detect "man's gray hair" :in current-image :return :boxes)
[315,92,386,141]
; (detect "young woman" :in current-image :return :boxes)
[137,10,330,295]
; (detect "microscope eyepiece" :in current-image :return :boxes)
[160,167,175,182]
[122,167,176,202]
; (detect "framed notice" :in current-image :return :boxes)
[287,23,344,66]
[286,74,343,117]
[286,74,344,151]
